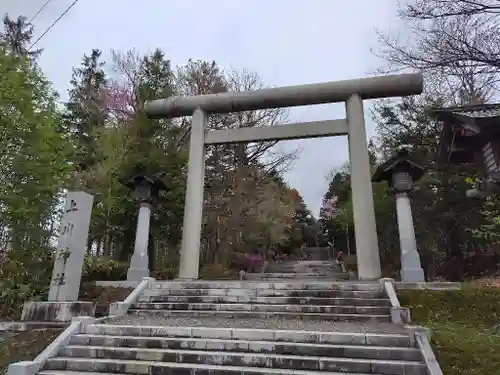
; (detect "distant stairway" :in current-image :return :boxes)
[249,246,348,281]
[249,259,349,281]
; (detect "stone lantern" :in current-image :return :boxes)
[121,172,166,282]
[372,149,426,282]
[430,103,500,197]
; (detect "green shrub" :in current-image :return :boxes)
[0,251,129,319]
[0,249,53,319]
[82,255,128,282]
[152,267,177,280]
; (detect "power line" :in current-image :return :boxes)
[29,0,79,51]
[29,0,53,23]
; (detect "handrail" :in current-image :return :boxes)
[7,317,95,375]
[109,277,155,316]
[415,331,444,375]
[379,277,410,325]
[380,277,401,307]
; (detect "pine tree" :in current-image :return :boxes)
[0,15,41,59]
[0,46,73,251]
[64,49,108,170]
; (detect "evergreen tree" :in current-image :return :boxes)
[0,46,73,251]
[0,15,41,59]
[65,49,108,170]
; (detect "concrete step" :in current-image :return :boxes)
[149,281,382,291]
[126,309,391,322]
[142,288,385,299]
[265,261,343,273]
[40,360,384,375]
[46,352,427,374]
[247,276,350,281]
[244,273,346,280]
[130,303,391,315]
[256,275,349,280]
[85,325,413,347]
[70,334,422,361]
[137,295,391,306]
[258,271,347,274]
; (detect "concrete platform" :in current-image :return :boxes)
[21,301,96,322]
[395,281,461,290]
[0,321,69,331]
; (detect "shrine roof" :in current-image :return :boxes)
[430,103,500,124]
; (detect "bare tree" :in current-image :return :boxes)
[175,60,301,265]
[404,0,500,19]
[373,0,500,103]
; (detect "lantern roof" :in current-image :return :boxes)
[372,149,426,183]
[120,171,167,191]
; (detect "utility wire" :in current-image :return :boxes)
[29,0,79,51]
[29,0,53,23]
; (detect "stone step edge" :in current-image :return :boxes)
[139,296,390,300]
[142,291,385,297]
[131,303,390,309]
[149,284,382,290]
[73,334,418,351]
[146,289,382,293]
[138,297,390,304]
[127,309,391,319]
[87,325,410,345]
[62,345,426,366]
[144,288,384,292]
[39,361,381,375]
[249,273,329,275]
[149,280,373,283]
[249,274,345,276]
[148,281,380,284]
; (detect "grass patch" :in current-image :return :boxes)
[0,329,63,375]
[399,287,500,375]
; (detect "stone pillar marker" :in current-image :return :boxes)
[21,191,96,322]
[127,202,152,281]
[48,191,94,301]
[372,150,426,282]
[121,170,167,282]
[394,189,424,282]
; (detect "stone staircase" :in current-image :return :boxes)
[251,259,349,281]
[35,279,429,375]
[129,280,386,320]
[40,322,425,375]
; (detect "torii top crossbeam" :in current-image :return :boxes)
[144,73,423,118]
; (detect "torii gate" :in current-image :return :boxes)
[144,72,423,280]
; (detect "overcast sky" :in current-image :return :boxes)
[2,0,404,215]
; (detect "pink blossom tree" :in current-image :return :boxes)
[99,81,135,121]
[320,195,339,220]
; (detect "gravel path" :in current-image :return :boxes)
[106,315,407,334]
